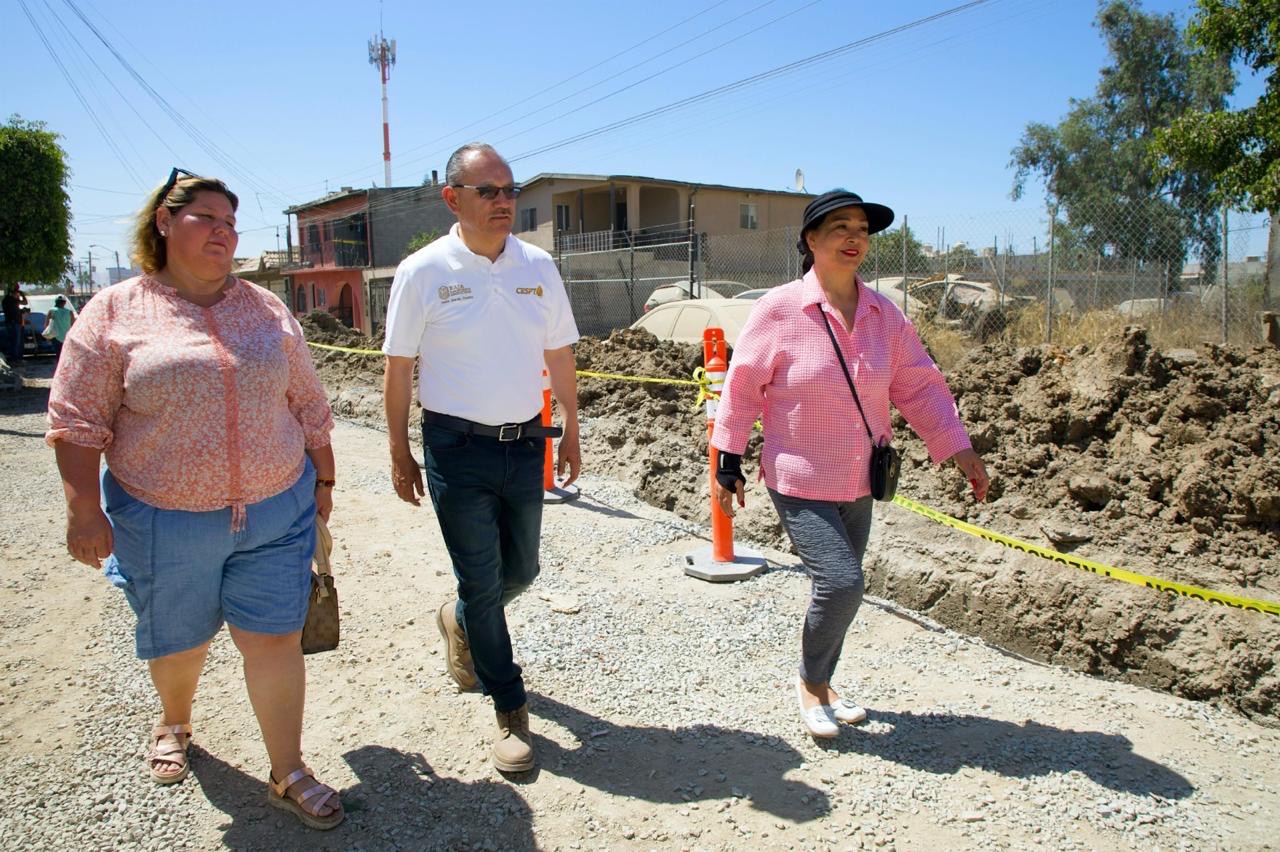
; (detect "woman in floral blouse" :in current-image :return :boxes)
[46,169,343,830]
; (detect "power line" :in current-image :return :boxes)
[510,0,997,164]
[387,0,816,187]
[266,1,1002,235]
[58,0,293,210]
[558,0,1046,171]
[494,0,823,148]
[306,0,743,193]
[18,0,145,188]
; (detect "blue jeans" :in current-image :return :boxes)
[103,460,317,660]
[422,420,544,712]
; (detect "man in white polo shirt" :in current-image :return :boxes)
[382,142,581,774]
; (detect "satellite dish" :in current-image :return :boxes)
[794,169,806,193]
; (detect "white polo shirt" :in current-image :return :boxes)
[382,223,580,426]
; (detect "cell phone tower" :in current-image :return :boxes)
[368,30,397,187]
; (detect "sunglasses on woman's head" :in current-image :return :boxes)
[159,167,199,202]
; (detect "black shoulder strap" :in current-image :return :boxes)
[820,310,875,443]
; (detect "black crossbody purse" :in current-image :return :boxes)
[821,312,901,501]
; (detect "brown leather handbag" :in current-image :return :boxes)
[301,516,340,654]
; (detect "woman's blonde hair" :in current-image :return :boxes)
[129,173,239,274]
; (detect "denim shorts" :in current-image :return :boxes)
[102,460,317,660]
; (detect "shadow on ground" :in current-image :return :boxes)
[192,743,536,850]
[530,691,830,820]
[820,709,1194,799]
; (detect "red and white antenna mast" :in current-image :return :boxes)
[368,29,397,187]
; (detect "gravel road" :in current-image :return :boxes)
[1,371,1277,851]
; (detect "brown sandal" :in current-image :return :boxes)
[146,723,192,785]
[267,766,345,830]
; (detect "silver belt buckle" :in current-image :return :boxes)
[498,423,521,442]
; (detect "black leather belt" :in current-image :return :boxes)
[422,410,563,442]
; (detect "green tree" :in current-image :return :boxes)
[0,116,72,285]
[1011,1,1235,271]
[403,229,442,259]
[868,222,930,278]
[1152,0,1279,301]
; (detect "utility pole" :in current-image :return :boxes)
[368,28,397,188]
[91,244,119,286]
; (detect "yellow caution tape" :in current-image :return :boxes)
[307,341,384,355]
[576,369,702,387]
[891,495,1280,617]
[305,341,718,396]
[690,367,720,411]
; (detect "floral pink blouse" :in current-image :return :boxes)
[46,276,333,525]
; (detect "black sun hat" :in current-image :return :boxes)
[800,189,895,237]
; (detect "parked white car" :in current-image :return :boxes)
[629,298,758,347]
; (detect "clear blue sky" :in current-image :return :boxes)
[3,0,1269,282]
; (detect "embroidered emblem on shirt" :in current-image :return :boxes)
[438,284,473,302]
[515,285,544,297]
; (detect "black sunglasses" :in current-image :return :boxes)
[158,167,199,203]
[451,184,522,200]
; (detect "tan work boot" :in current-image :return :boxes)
[492,704,535,773]
[435,601,477,692]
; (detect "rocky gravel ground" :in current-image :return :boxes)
[1,361,1278,850]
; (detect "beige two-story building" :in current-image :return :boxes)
[512,173,811,253]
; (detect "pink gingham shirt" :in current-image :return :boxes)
[711,270,971,502]
[45,276,334,522]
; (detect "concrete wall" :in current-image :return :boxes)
[692,188,808,235]
[370,186,455,266]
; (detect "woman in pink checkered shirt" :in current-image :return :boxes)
[46,170,343,829]
[711,190,990,739]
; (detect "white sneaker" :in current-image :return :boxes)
[827,697,867,724]
[795,678,838,738]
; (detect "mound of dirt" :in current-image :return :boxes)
[300,313,389,428]
[909,326,1280,586]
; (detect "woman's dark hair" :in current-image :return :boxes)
[130,174,239,274]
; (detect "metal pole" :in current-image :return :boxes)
[874,231,880,291]
[1091,253,1099,309]
[1045,204,1057,343]
[87,247,93,292]
[687,192,697,298]
[1161,260,1170,321]
[1129,258,1137,320]
[939,226,948,320]
[901,215,908,313]
[629,232,636,319]
[1221,207,1229,344]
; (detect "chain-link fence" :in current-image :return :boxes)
[556,205,1276,355]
